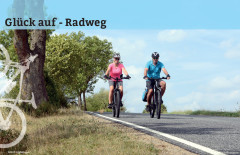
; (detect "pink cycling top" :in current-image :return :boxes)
[108,63,124,81]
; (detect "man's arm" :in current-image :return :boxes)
[162,68,170,80]
[144,68,148,80]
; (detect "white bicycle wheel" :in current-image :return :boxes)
[0,102,26,148]
[0,44,11,78]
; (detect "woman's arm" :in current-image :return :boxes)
[122,67,129,76]
[105,66,111,75]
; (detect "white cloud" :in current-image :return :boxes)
[183,101,201,111]
[225,49,240,58]
[174,90,240,111]
[179,62,218,70]
[220,39,240,59]
[173,75,240,112]
[50,31,60,36]
[96,35,148,66]
[208,75,240,90]
[157,30,186,42]
[123,66,146,112]
[209,77,233,89]
[125,65,142,78]
[220,39,234,48]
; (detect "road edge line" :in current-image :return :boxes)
[88,112,226,155]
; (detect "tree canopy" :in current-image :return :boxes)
[45,32,114,110]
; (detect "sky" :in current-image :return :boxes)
[1,0,240,29]
[0,1,240,112]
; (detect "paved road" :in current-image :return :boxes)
[97,112,240,155]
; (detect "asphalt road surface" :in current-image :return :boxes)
[94,112,240,155]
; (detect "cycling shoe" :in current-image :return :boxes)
[108,103,114,109]
[120,101,123,107]
[145,105,150,112]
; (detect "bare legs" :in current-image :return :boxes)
[147,81,166,105]
[109,85,123,104]
[160,81,166,96]
[109,86,114,104]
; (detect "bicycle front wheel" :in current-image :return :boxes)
[0,44,11,78]
[150,97,155,118]
[0,102,26,148]
[115,91,121,118]
[156,90,162,119]
[112,94,116,117]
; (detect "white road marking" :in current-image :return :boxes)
[88,112,226,155]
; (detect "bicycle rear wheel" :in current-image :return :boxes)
[115,91,121,118]
[0,102,26,148]
[156,90,162,119]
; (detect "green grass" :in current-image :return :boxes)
[190,110,240,117]
[1,108,160,155]
[167,110,193,115]
[168,110,240,117]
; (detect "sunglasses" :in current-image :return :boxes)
[115,58,120,60]
[153,58,159,60]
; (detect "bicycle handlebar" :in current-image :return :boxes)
[105,75,130,80]
[144,77,168,80]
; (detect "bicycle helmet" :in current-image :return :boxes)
[113,53,120,59]
[152,52,159,59]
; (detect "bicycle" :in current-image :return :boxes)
[144,77,167,119]
[105,75,130,118]
[0,44,37,148]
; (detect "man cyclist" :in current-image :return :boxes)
[144,52,170,112]
[104,53,131,109]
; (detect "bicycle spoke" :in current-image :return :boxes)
[0,109,5,122]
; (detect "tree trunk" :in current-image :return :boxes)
[83,91,87,111]
[12,0,48,107]
[14,30,48,106]
[78,93,82,109]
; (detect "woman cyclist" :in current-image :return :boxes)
[104,53,131,109]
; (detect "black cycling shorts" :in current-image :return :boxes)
[146,79,162,90]
[109,80,123,87]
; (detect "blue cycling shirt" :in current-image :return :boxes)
[145,60,165,79]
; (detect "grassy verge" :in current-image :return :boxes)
[190,110,240,117]
[167,110,193,115]
[168,110,240,117]
[1,108,160,155]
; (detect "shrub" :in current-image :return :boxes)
[86,88,127,112]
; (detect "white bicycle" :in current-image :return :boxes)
[0,44,37,148]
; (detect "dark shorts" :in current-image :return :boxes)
[146,79,163,90]
[109,80,123,87]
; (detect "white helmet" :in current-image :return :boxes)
[152,52,159,59]
[113,53,120,59]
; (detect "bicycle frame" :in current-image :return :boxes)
[153,79,161,101]
[0,54,38,124]
[147,77,167,118]
[107,75,130,118]
[0,44,37,148]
